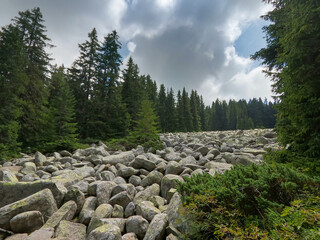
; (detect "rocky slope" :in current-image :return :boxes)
[0,129,279,240]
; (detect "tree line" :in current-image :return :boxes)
[0,7,276,158]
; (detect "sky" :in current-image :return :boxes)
[0,0,273,105]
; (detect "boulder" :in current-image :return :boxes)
[126,216,149,240]
[122,232,139,240]
[164,162,183,175]
[140,171,163,187]
[96,181,117,205]
[160,175,184,200]
[87,224,122,240]
[34,151,46,167]
[136,201,161,222]
[143,213,168,240]
[63,188,85,214]
[0,189,57,230]
[134,184,160,205]
[27,227,55,240]
[117,167,139,178]
[102,151,135,165]
[87,203,113,234]
[79,196,97,225]
[55,220,86,240]
[129,155,156,171]
[204,161,232,172]
[0,170,18,182]
[20,162,36,175]
[0,181,67,208]
[112,204,124,218]
[87,218,126,235]
[42,200,77,229]
[166,192,188,232]
[10,211,43,233]
[109,191,132,209]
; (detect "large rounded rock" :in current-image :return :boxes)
[129,155,156,171]
[136,201,161,222]
[79,196,97,225]
[143,213,168,240]
[42,200,77,229]
[10,211,44,233]
[109,191,132,209]
[87,204,113,234]
[34,151,46,167]
[126,216,149,240]
[55,220,86,240]
[0,189,57,230]
[140,171,163,187]
[117,167,139,178]
[64,188,85,214]
[87,224,122,240]
[160,175,184,200]
[134,184,160,205]
[96,181,117,205]
[164,162,183,175]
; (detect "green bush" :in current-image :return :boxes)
[177,163,320,239]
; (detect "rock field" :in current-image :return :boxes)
[0,129,279,240]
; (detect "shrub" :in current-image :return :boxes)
[177,163,320,239]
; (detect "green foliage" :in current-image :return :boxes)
[130,99,163,151]
[177,163,320,239]
[253,0,320,159]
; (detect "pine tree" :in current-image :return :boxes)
[131,98,161,149]
[157,84,167,132]
[165,88,177,132]
[253,0,320,157]
[48,66,78,150]
[96,30,126,138]
[181,88,193,132]
[0,24,26,158]
[13,7,54,150]
[68,28,100,139]
[190,90,201,132]
[121,57,143,128]
[176,90,184,132]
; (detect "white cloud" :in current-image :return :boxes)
[0,0,274,104]
[127,41,136,53]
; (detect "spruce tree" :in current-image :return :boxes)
[0,24,26,158]
[165,88,177,133]
[253,0,320,158]
[121,57,143,128]
[13,7,53,150]
[157,84,167,132]
[97,30,126,138]
[131,98,161,149]
[190,90,201,132]
[68,28,100,139]
[48,66,78,150]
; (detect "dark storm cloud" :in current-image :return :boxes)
[0,0,272,103]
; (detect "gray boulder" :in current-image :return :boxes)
[126,216,149,240]
[102,151,135,165]
[160,175,184,200]
[87,224,122,240]
[143,213,168,240]
[42,200,77,229]
[140,171,163,187]
[129,155,156,171]
[96,181,117,205]
[0,189,57,230]
[136,201,161,222]
[79,196,97,225]
[10,211,43,233]
[134,183,160,205]
[55,220,86,240]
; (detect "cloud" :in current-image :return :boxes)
[0,0,273,104]
[118,0,273,104]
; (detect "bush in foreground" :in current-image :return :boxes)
[177,163,320,239]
